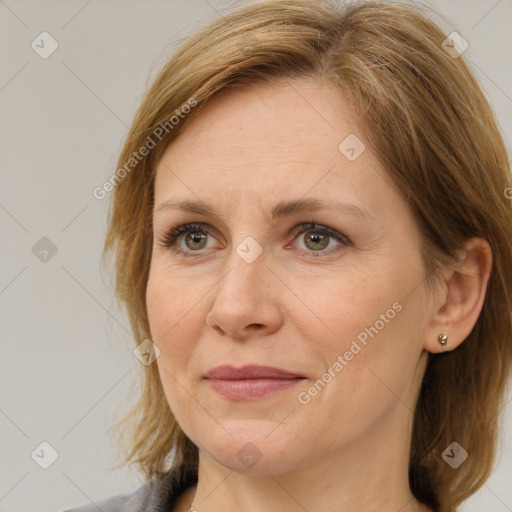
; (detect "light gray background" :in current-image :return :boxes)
[1,1,511,511]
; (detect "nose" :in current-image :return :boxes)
[206,248,283,340]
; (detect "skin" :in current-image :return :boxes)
[146,78,492,512]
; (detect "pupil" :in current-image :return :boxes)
[187,232,206,249]
[307,232,328,250]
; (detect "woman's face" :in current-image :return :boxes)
[147,78,435,475]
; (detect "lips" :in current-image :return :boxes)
[204,365,306,400]
[204,364,305,380]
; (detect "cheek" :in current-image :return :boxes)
[146,265,208,434]
[146,263,205,367]
[146,273,173,344]
[147,258,204,334]
[289,264,396,354]
[298,303,423,448]
[294,257,426,409]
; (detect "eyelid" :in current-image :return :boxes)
[157,220,351,257]
[289,222,351,246]
[156,222,217,254]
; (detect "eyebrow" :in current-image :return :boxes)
[154,198,369,222]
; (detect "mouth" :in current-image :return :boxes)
[204,365,306,400]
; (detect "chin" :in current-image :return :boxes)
[195,424,311,476]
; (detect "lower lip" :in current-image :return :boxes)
[205,378,304,400]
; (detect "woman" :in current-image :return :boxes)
[64,0,512,511]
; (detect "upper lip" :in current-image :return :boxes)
[205,365,305,380]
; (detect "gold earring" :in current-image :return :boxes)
[438,333,448,352]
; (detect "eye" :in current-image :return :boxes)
[157,221,351,258]
[288,222,351,257]
[157,222,217,256]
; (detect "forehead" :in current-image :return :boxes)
[153,78,394,213]
[159,78,359,164]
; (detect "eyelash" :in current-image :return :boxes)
[156,221,351,258]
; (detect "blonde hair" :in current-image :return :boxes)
[104,1,512,510]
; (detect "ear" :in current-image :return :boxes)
[424,237,492,354]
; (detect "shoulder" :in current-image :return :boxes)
[60,477,158,512]
[60,464,198,512]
